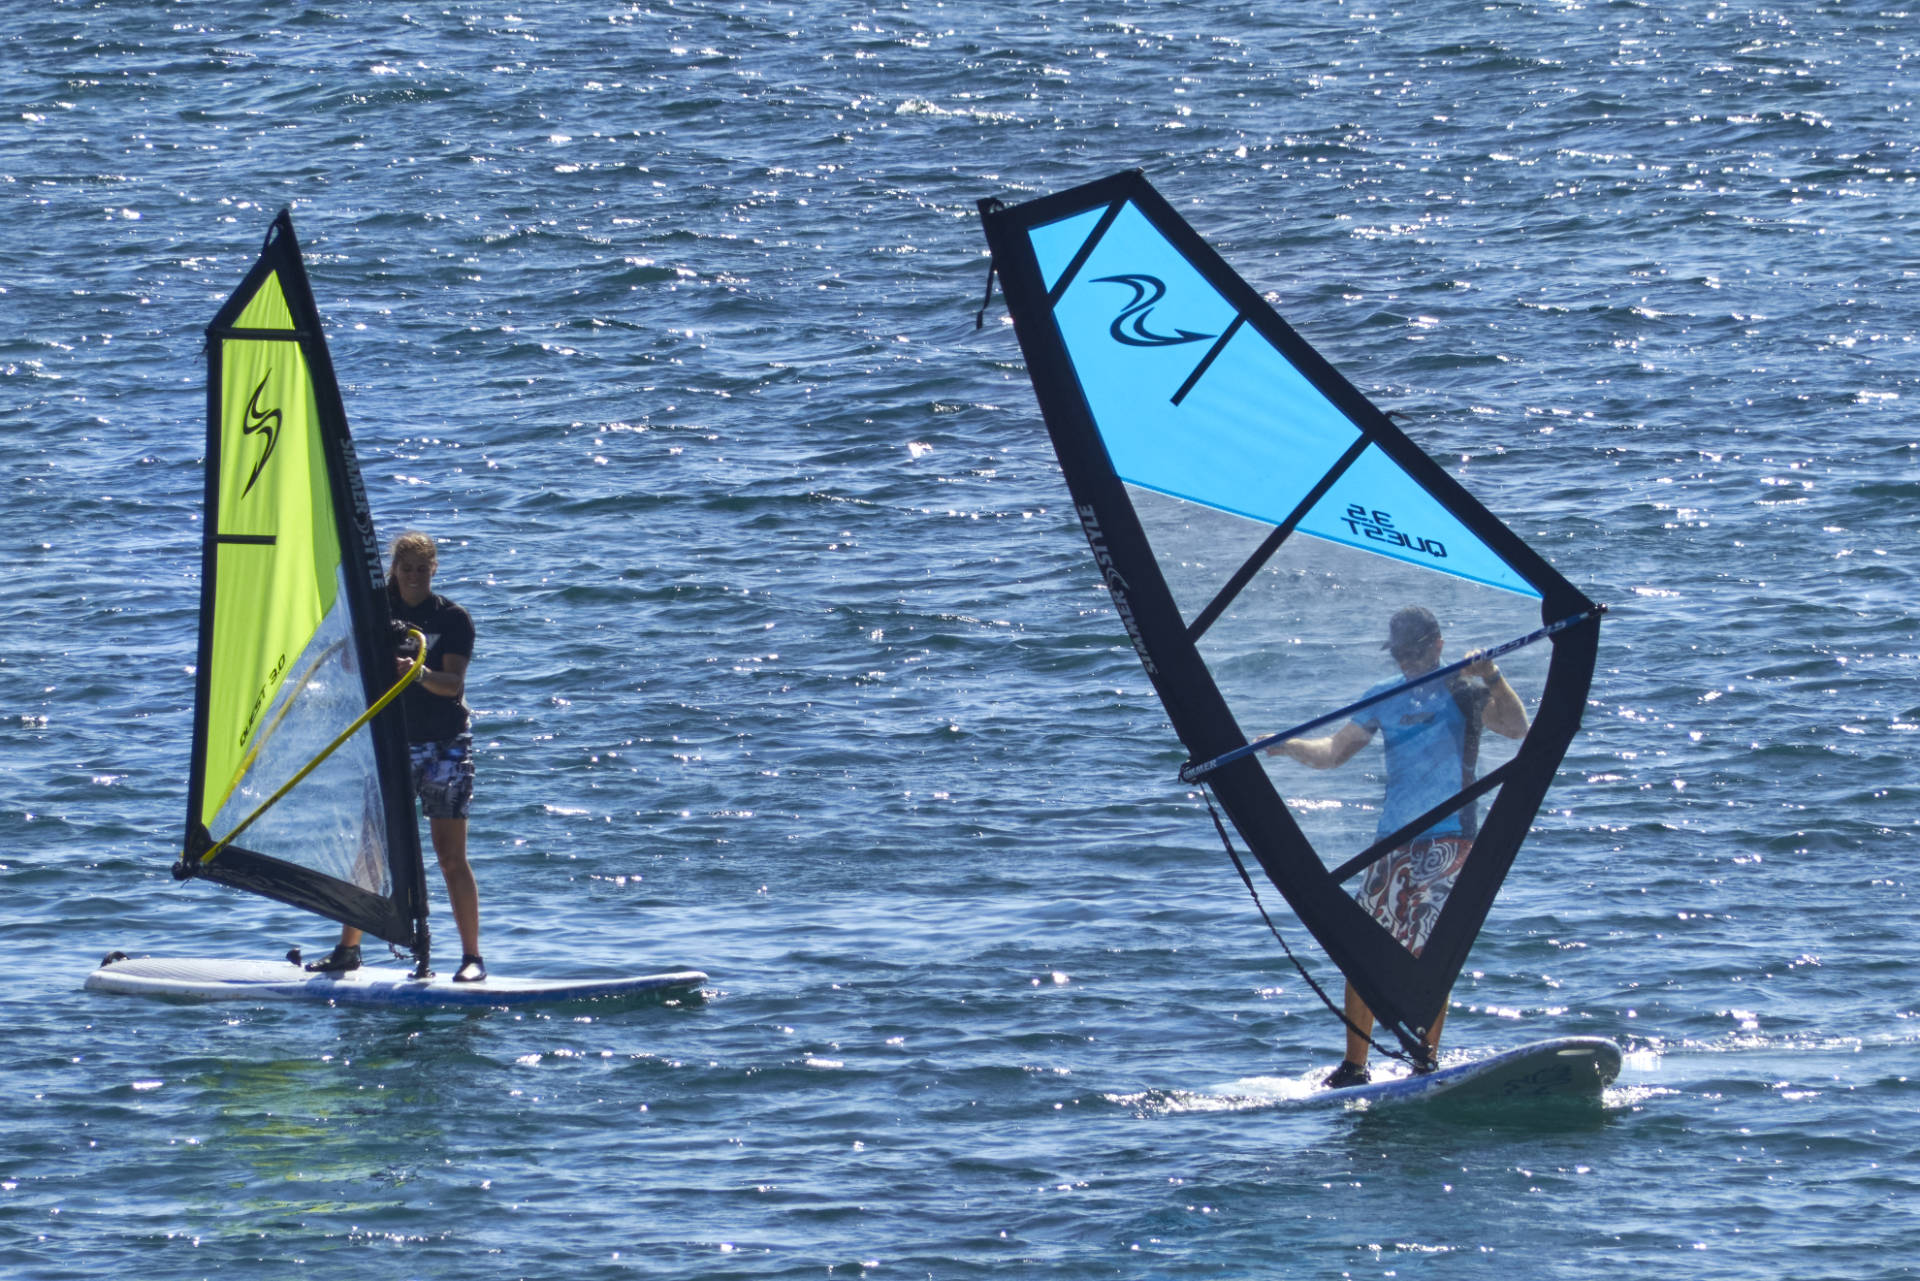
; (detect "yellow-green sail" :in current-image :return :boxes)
[179,211,428,955]
[201,273,338,821]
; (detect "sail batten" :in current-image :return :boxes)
[981,172,1601,1060]
[176,211,428,955]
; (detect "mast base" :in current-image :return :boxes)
[409,921,432,979]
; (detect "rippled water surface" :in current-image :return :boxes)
[5,2,1919,1277]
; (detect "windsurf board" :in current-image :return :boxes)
[84,954,707,1010]
[1320,1036,1622,1106]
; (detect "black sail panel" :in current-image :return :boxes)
[979,172,1600,1058]
[178,211,428,952]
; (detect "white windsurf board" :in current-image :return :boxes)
[84,954,707,1010]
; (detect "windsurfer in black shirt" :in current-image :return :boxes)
[308,531,486,982]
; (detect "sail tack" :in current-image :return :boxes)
[980,172,1601,1060]
[179,211,428,953]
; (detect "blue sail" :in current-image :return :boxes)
[1039,200,1538,598]
[980,172,1601,1063]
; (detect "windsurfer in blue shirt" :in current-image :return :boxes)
[1267,604,1528,1086]
[307,531,486,982]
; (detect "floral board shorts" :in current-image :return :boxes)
[1356,834,1472,958]
[410,733,474,820]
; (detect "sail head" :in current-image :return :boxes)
[180,211,427,952]
[981,173,1600,1058]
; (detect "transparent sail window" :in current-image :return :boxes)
[1334,789,1497,958]
[1129,481,1549,927]
[209,564,394,897]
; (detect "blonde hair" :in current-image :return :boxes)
[387,530,437,580]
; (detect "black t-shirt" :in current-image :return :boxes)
[388,584,474,743]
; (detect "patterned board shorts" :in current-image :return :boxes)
[1357,834,1472,958]
[410,733,475,820]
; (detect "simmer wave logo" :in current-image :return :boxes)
[1093,274,1215,348]
[240,374,281,497]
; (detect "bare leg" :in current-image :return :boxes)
[431,815,481,958]
[1342,982,1375,1066]
[1424,1000,1449,1062]
[1341,984,1449,1072]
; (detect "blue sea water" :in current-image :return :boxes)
[4,1,1918,1276]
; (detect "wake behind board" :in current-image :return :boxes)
[1320,1037,1621,1107]
[85,955,707,1010]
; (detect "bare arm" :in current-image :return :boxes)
[1466,659,1528,739]
[1267,720,1373,769]
[400,650,469,700]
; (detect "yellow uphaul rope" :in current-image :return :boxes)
[201,628,425,864]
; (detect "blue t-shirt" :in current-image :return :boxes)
[1352,675,1480,841]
